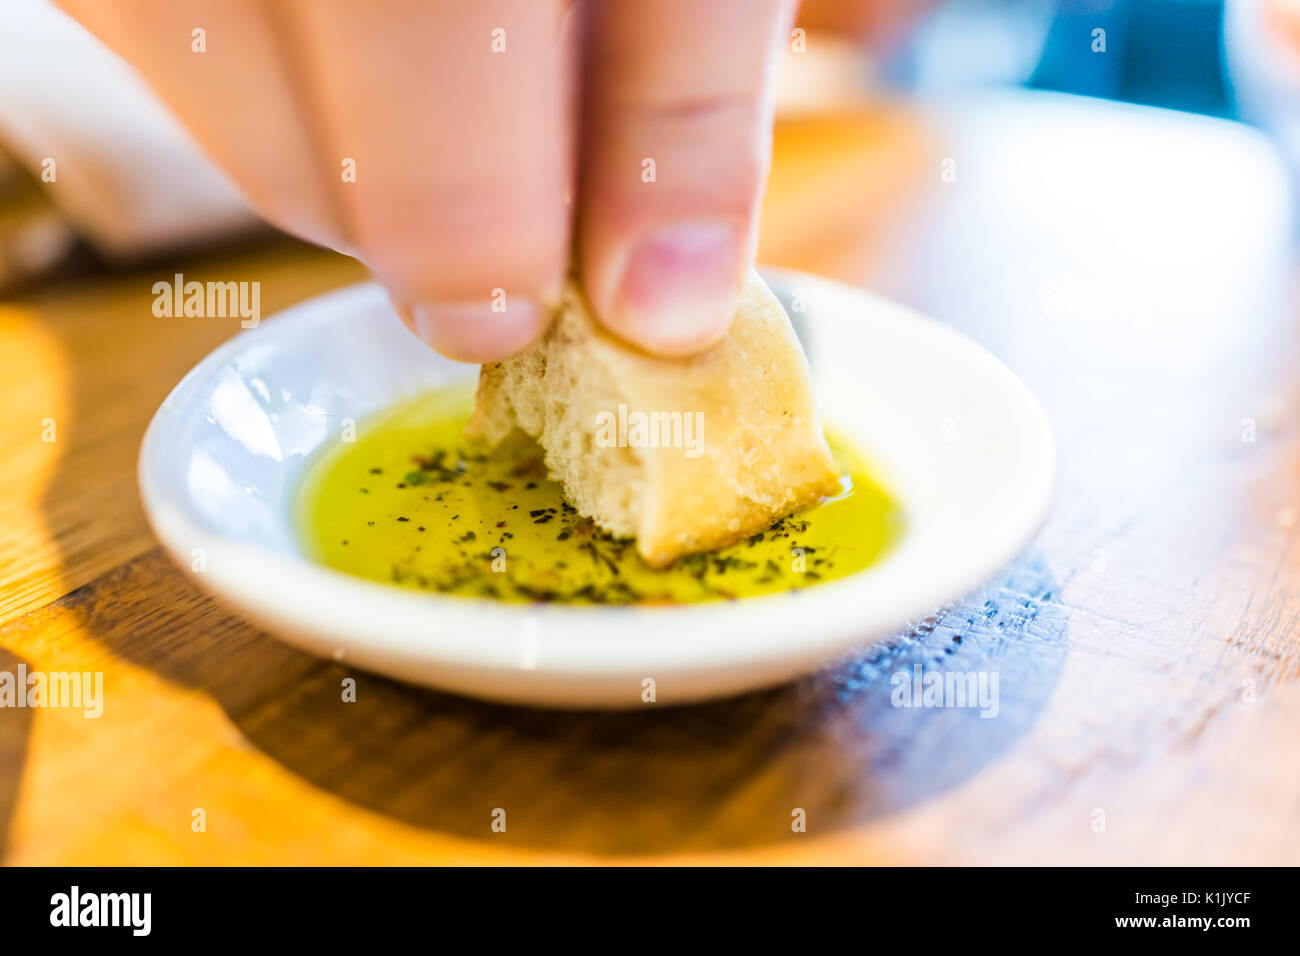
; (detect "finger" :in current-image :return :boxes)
[54,0,347,248]
[282,0,577,361]
[579,0,795,356]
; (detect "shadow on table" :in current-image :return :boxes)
[0,649,34,861]
[71,547,1069,856]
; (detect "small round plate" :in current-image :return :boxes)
[139,269,1054,708]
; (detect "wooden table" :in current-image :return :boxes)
[2,92,1298,865]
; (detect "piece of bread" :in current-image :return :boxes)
[466,270,841,567]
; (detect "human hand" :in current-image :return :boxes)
[57,0,796,361]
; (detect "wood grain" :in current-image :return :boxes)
[1,97,1298,864]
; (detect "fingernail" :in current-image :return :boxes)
[405,296,547,363]
[614,222,739,355]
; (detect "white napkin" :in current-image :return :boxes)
[0,0,258,260]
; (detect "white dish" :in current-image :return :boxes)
[138,270,1054,708]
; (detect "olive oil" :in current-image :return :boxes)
[296,388,902,604]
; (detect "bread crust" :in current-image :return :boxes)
[466,271,841,567]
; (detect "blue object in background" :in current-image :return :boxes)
[1030,0,1236,117]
